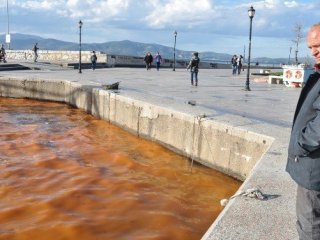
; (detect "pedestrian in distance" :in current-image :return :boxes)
[144,52,153,70]
[237,55,244,74]
[91,51,97,70]
[231,55,237,75]
[32,43,39,62]
[154,52,162,71]
[186,52,200,86]
[286,22,320,240]
[0,44,6,63]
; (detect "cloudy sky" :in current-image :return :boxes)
[0,0,318,58]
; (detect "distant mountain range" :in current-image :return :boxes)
[1,33,291,64]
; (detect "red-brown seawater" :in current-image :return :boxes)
[0,98,241,240]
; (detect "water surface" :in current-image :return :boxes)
[0,98,241,240]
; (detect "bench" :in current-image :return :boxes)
[260,69,271,74]
[268,75,283,84]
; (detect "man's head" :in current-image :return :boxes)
[307,23,320,64]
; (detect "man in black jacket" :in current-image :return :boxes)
[286,23,320,239]
[33,43,39,62]
[187,52,200,86]
[144,52,153,70]
[91,51,97,70]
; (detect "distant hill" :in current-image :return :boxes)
[0,33,290,64]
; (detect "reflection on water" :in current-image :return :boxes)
[0,98,241,240]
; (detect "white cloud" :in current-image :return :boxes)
[284,1,298,8]
[256,0,298,10]
[13,0,130,21]
[144,0,215,28]
[18,0,60,10]
[263,0,280,9]
[64,0,130,20]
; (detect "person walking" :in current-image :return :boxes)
[0,44,6,63]
[186,52,200,86]
[91,51,97,70]
[154,52,162,71]
[32,43,39,62]
[144,52,153,70]
[237,55,243,74]
[286,23,320,240]
[231,55,237,75]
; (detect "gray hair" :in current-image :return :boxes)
[311,23,320,28]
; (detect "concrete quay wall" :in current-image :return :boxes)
[0,76,273,181]
[5,50,107,63]
[5,50,234,69]
[5,50,281,70]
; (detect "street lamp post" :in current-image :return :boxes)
[288,47,292,64]
[78,20,83,74]
[295,49,298,64]
[244,6,255,91]
[6,0,10,49]
[173,31,177,71]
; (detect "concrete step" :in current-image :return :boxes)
[67,63,109,69]
[0,63,31,71]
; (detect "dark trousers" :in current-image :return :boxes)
[156,62,160,71]
[146,62,151,70]
[238,64,242,74]
[91,61,96,70]
[296,186,320,239]
[232,64,237,75]
[34,52,38,62]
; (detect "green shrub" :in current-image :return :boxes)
[269,72,283,76]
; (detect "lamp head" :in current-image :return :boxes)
[248,6,255,18]
[79,20,83,28]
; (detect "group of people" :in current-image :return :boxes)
[144,52,163,71]
[231,54,243,75]
[144,51,200,86]
[31,42,98,70]
[0,43,38,63]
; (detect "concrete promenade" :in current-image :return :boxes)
[0,62,299,239]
